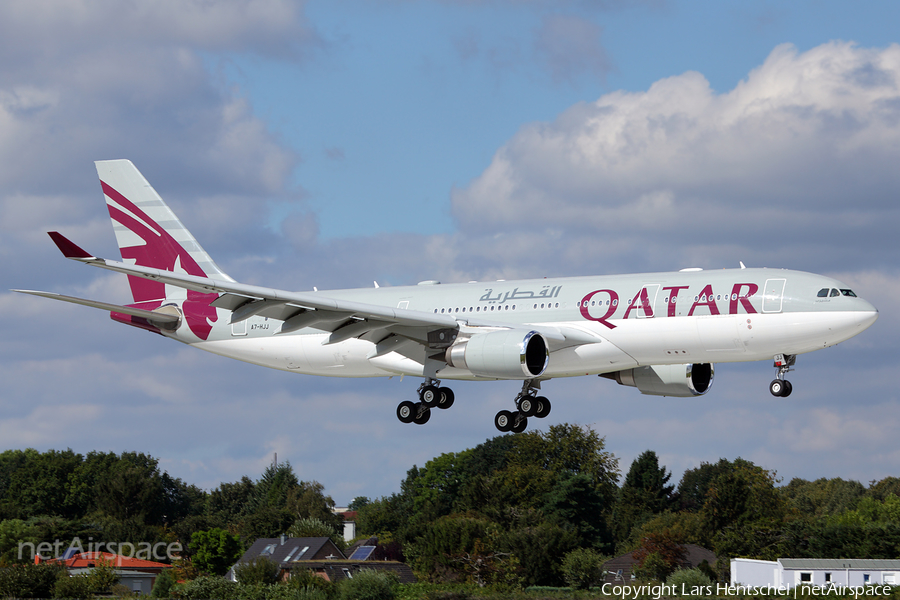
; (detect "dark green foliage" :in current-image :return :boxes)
[53,573,96,600]
[151,567,177,597]
[288,567,337,597]
[172,574,240,599]
[780,477,865,516]
[676,458,735,512]
[245,461,299,515]
[235,556,281,585]
[337,569,398,600]
[543,472,610,548]
[614,450,675,540]
[666,567,713,591]
[190,527,244,576]
[0,562,66,598]
[407,514,493,579]
[560,547,606,590]
[496,521,577,587]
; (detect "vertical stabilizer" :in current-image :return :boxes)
[95,160,234,304]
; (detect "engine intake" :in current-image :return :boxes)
[446,330,548,379]
[603,363,714,397]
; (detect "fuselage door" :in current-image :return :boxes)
[762,279,786,313]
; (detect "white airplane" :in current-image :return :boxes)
[15,160,878,433]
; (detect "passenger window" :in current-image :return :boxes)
[830,289,840,297]
[817,288,829,298]
[841,289,857,297]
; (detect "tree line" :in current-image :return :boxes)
[2,424,900,588]
[0,449,341,569]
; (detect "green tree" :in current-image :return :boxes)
[190,527,244,576]
[543,471,610,549]
[780,477,865,517]
[613,450,674,543]
[287,517,345,550]
[150,568,177,597]
[207,476,255,525]
[286,480,341,530]
[676,458,734,512]
[234,556,280,585]
[561,547,607,590]
[338,569,398,600]
[244,460,299,515]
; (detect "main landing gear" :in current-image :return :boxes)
[396,378,552,433]
[769,354,795,397]
[396,378,455,425]
[494,379,552,434]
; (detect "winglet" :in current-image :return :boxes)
[47,232,95,260]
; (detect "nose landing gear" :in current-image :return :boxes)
[769,354,795,397]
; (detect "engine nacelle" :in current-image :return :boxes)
[604,363,714,397]
[446,330,549,379]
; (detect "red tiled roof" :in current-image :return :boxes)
[50,552,170,570]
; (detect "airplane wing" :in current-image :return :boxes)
[31,231,599,369]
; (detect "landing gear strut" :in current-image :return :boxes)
[769,354,795,397]
[397,378,455,426]
[494,380,552,433]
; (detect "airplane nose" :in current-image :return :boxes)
[857,301,879,330]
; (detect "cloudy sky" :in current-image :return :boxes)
[2,0,899,504]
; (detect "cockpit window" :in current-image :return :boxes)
[841,289,857,297]
[817,288,829,298]
[830,288,840,297]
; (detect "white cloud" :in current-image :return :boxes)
[452,41,900,273]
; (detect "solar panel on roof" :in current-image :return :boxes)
[349,546,376,561]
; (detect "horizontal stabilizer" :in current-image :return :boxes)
[12,290,180,325]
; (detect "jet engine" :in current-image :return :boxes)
[446,330,548,379]
[603,363,714,397]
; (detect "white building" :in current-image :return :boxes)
[732,558,900,588]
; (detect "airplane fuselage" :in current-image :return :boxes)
[187,267,877,380]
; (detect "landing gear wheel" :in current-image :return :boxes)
[769,379,789,397]
[518,396,537,417]
[420,385,440,407]
[534,396,551,418]
[494,410,514,432]
[413,404,431,425]
[511,413,528,433]
[397,401,417,424]
[436,387,455,409]
[781,380,793,397]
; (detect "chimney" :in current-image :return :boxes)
[280,533,286,545]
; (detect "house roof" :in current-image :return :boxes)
[605,544,717,570]
[237,537,345,567]
[780,559,900,570]
[50,552,169,570]
[291,561,416,584]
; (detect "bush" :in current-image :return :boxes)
[152,568,177,597]
[288,568,336,598]
[53,573,95,600]
[560,547,607,590]
[338,569,398,600]
[0,562,67,598]
[667,567,713,596]
[172,574,240,599]
[235,556,281,585]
